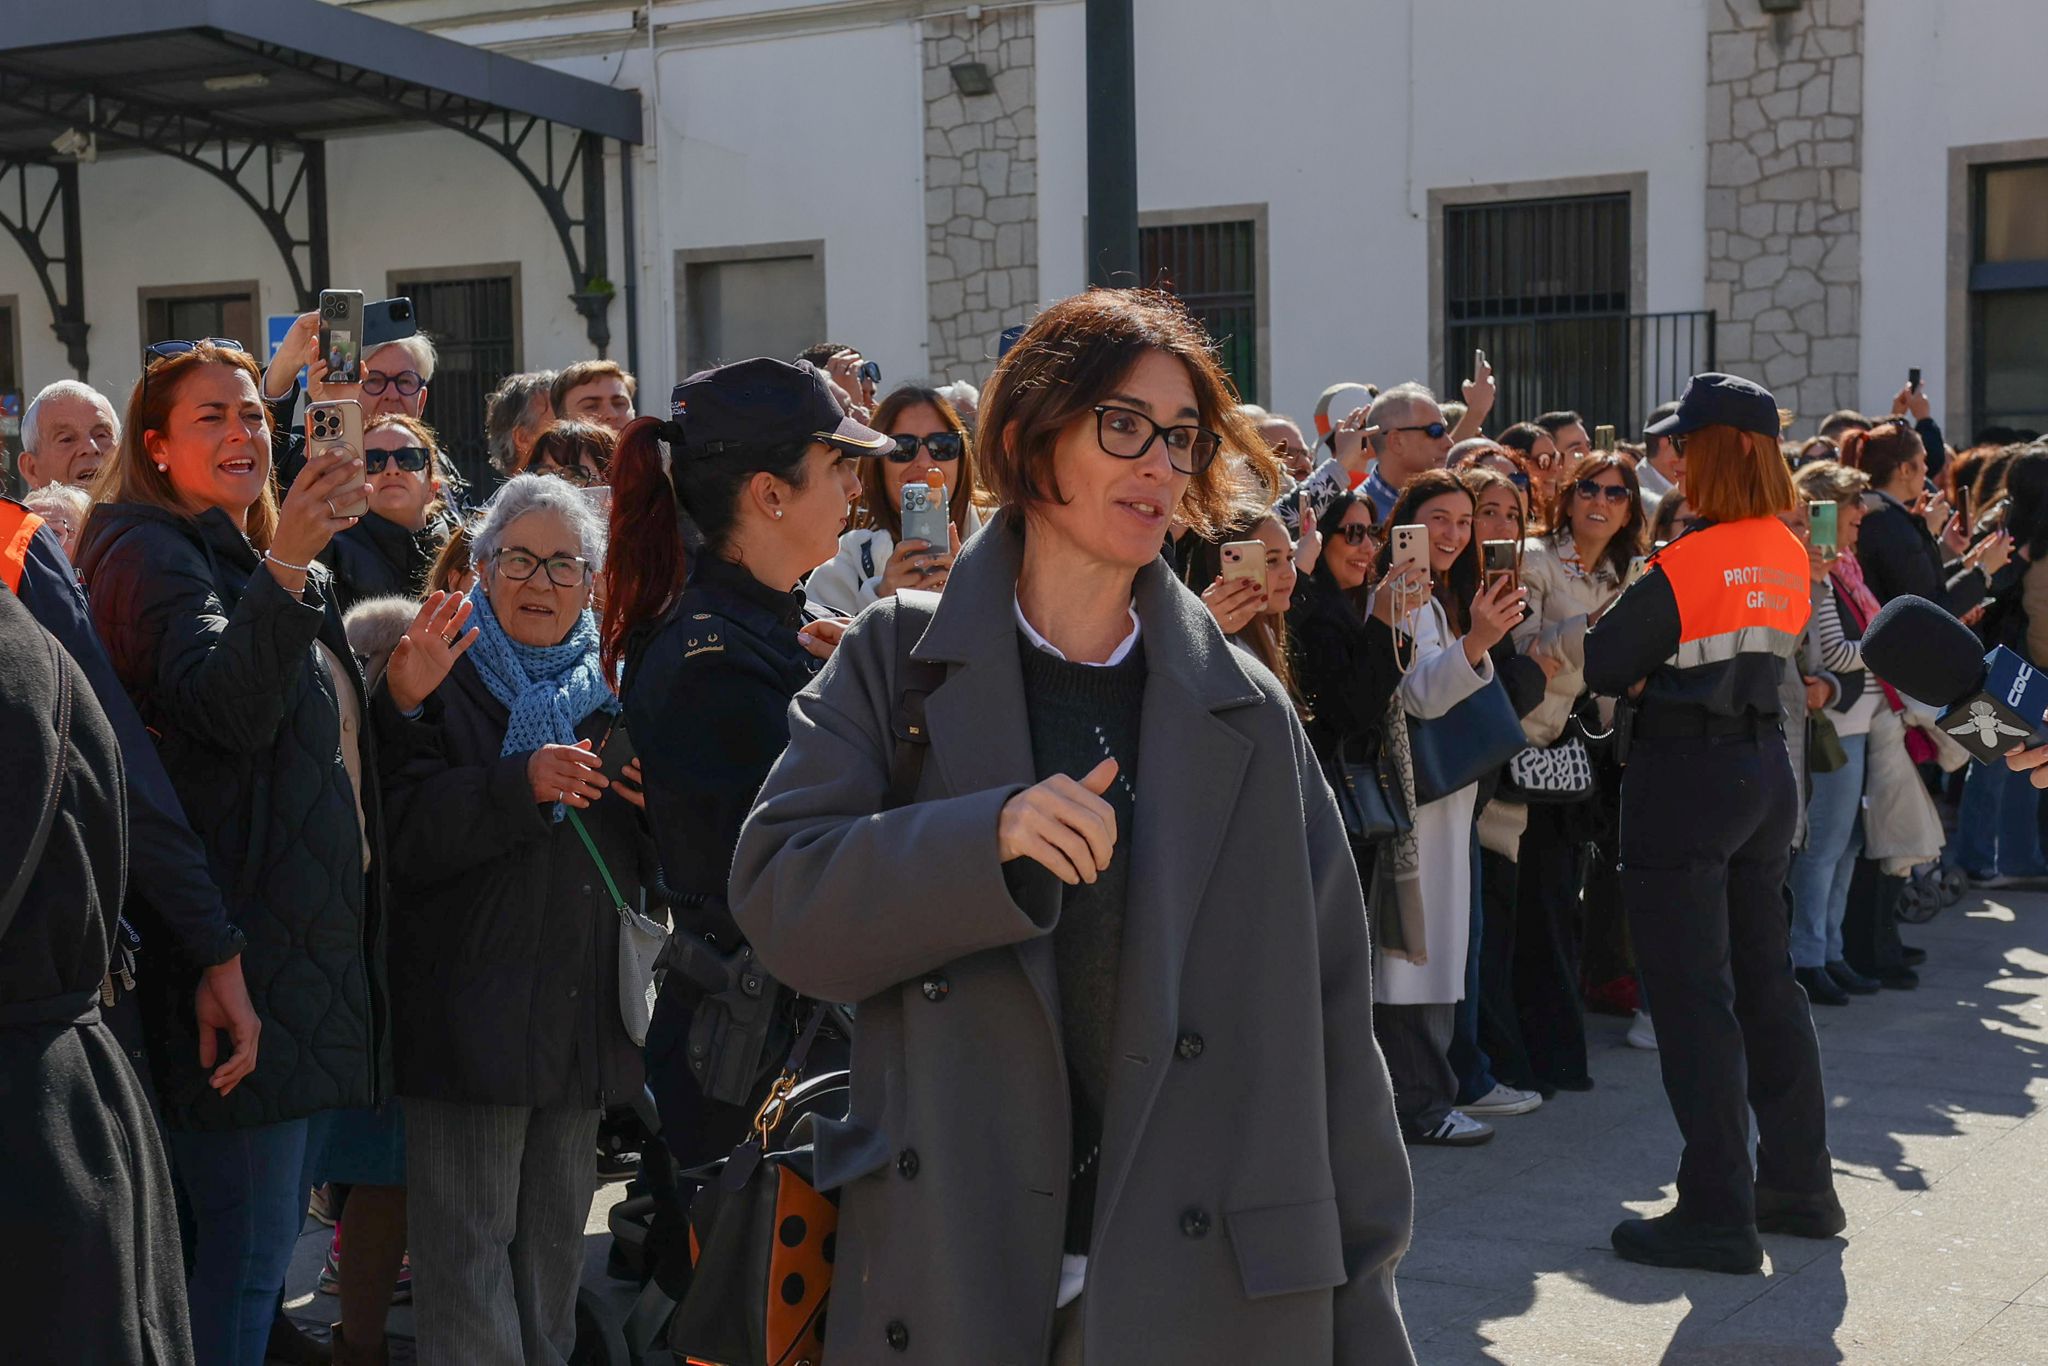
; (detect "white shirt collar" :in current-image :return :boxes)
[1013,594,1142,667]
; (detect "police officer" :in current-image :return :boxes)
[1584,374,1842,1273]
[596,358,883,1173]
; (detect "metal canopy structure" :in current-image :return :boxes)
[0,0,642,377]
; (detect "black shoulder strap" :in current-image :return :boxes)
[859,537,877,583]
[887,589,947,808]
[1,625,72,929]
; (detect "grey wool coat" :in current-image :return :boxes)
[731,509,1416,1365]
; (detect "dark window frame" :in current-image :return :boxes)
[1968,158,2048,437]
[387,262,523,496]
[1137,205,1269,407]
[136,279,261,359]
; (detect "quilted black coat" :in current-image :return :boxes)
[75,502,387,1131]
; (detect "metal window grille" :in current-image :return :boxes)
[392,272,517,495]
[1445,194,1712,433]
[1141,220,1259,404]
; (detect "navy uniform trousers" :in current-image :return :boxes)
[1618,725,1834,1226]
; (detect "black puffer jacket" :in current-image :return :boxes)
[373,656,653,1109]
[319,508,451,617]
[74,502,386,1131]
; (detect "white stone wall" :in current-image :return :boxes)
[922,7,1038,387]
[1705,0,1864,431]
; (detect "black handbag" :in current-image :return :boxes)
[1408,676,1530,806]
[667,1006,843,1366]
[1329,732,1412,845]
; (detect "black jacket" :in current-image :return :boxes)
[74,502,386,1131]
[319,509,451,617]
[0,586,195,1365]
[1287,572,1404,771]
[1855,490,1987,615]
[374,656,653,1109]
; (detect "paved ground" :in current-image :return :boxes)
[283,885,2048,1364]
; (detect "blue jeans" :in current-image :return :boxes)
[1451,825,1500,1104]
[1946,759,2048,877]
[1789,732,1867,969]
[170,1113,333,1366]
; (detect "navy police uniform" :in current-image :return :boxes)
[1584,375,1838,1268]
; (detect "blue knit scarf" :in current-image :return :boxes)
[464,582,619,820]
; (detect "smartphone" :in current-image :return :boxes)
[1474,348,1487,373]
[1220,539,1267,591]
[1595,424,1616,452]
[363,296,417,349]
[599,720,637,789]
[1810,500,1839,557]
[318,289,365,384]
[306,399,368,518]
[1392,524,1429,578]
[1625,554,1651,587]
[900,480,949,551]
[1481,539,1520,596]
[1908,366,1922,394]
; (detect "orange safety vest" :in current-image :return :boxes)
[1651,516,1811,669]
[0,498,43,594]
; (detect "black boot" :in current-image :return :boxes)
[1796,966,1850,1006]
[266,1311,333,1365]
[1844,863,1915,986]
[1826,960,1880,995]
[1754,1185,1847,1239]
[1611,1212,1763,1274]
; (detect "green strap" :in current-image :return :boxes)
[565,808,629,913]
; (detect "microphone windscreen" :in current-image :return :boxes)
[1861,594,1985,707]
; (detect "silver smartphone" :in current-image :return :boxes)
[900,480,949,550]
[306,399,367,518]
[318,289,365,384]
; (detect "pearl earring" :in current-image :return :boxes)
[773,509,783,519]
[156,462,169,473]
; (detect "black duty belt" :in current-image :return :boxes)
[0,988,103,1030]
[1633,709,1780,740]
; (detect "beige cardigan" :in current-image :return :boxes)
[1512,535,1625,747]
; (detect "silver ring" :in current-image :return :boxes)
[557,789,566,802]
[441,631,459,647]
[325,498,337,518]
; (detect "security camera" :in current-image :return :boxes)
[50,127,95,162]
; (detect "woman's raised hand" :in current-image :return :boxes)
[1201,575,1267,634]
[384,591,479,713]
[1292,493,1322,574]
[1466,575,1529,654]
[997,758,1119,886]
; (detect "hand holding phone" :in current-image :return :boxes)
[1392,524,1429,578]
[318,289,365,386]
[1481,539,1520,597]
[307,399,369,518]
[1220,539,1268,591]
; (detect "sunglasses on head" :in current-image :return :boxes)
[365,446,431,474]
[1575,479,1633,504]
[142,338,249,402]
[1337,523,1374,546]
[886,432,964,463]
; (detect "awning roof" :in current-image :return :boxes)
[0,0,643,159]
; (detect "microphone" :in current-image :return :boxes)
[1861,595,2048,763]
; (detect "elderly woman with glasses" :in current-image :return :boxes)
[317,412,456,615]
[729,292,1415,1364]
[369,473,658,1366]
[804,383,988,615]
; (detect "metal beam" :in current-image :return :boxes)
[1084,0,1139,289]
[0,159,89,377]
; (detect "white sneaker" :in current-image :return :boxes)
[1627,1011,1658,1051]
[1461,1082,1543,1116]
[1408,1110,1495,1146]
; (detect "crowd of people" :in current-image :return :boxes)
[5,282,2045,1364]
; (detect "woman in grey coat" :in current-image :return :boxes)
[730,290,1415,1365]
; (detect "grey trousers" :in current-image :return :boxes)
[1374,1001,1458,1133]
[405,1097,600,1366]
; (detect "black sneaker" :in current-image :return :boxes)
[1901,944,1927,967]
[1754,1186,1847,1239]
[1611,1212,1763,1274]
[1825,960,1880,995]
[1795,965,1850,1006]
[1877,966,1920,989]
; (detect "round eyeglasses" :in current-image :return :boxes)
[491,548,592,587]
[362,369,425,397]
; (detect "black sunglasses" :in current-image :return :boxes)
[1389,421,1449,441]
[365,445,431,474]
[886,432,964,463]
[1575,479,1633,504]
[1337,523,1374,546]
[858,359,881,387]
[142,338,249,402]
[362,369,425,397]
[1093,405,1221,476]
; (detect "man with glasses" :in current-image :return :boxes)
[262,306,439,495]
[1361,382,1454,521]
[1254,410,1317,483]
[1638,399,1685,517]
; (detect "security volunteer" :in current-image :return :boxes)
[596,358,881,1175]
[1583,373,1843,1274]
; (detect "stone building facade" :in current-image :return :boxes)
[921,7,1039,386]
[1704,0,1865,429]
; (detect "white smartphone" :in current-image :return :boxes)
[1220,539,1267,591]
[1474,348,1487,373]
[306,399,367,517]
[1392,524,1429,578]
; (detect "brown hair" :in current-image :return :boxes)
[1791,458,1870,506]
[427,519,476,595]
[528,419,618,478]
[89,343,277,549]
[1544,451,1646,582]
[550,360,637,414]
[974,289,1272,538]
[1836,419,1922,491]
[1459,464,1528,540]
[1650,491,1697,544]
[857,385,980,537]
[1371,468,1480,634]
[366,411,450,523]
[1681,425,1800,523]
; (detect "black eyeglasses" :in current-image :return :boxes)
[1388,421,1448,440]
[491,547,592,587]
[1092,405,1221,476]
[362,369,425,397]
[532,460,596,487]
[1575,479,1633,504]
[886,432,964,463]
[1337,523,1374,546]
[365,446,431,474]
